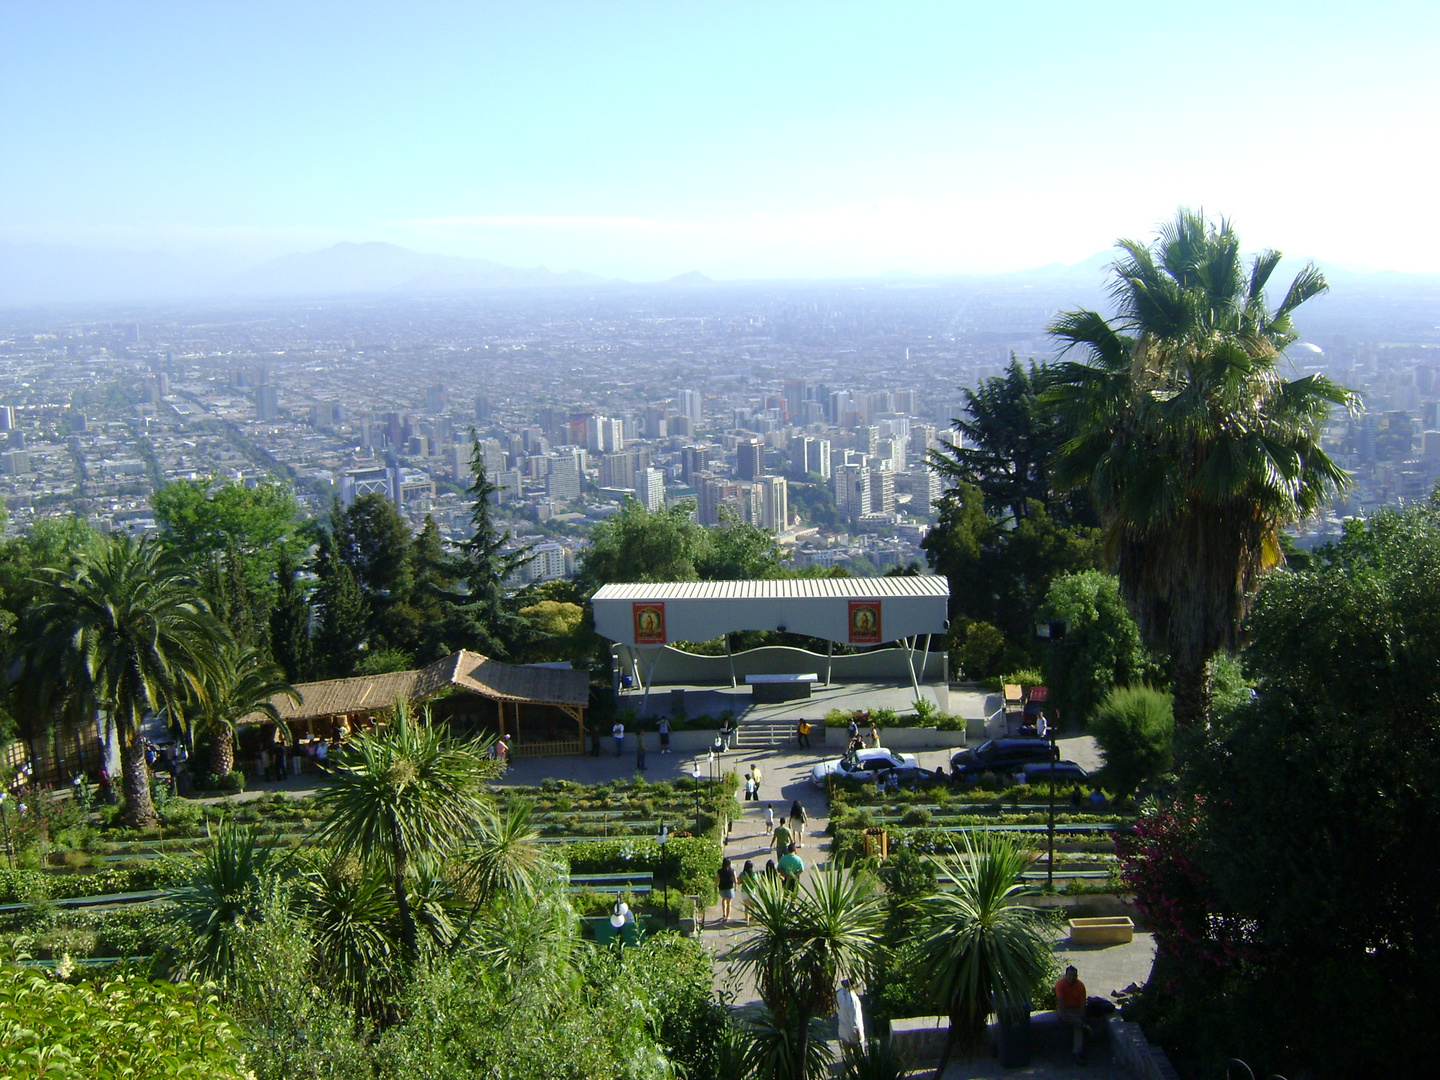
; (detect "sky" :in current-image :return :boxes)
[2,1,1438,281]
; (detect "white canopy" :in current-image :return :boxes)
[591,577,949,647]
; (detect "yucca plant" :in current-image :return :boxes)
[735,868,885,1079]
[169,822,276,986]
[912,832,1054,1073]
[315,700,494,959]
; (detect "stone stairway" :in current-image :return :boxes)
[732,719,830,750]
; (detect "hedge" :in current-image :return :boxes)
[0,862,188,904]
[558,836,724,905]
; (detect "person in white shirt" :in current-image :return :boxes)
[612,721,625,757]
[837,978,865,1046]
[657,717,671,754]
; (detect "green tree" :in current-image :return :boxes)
[930,355,1088,524]
[736,868,886,1079]
[270,550,313,681]
[699,514,787,579]
[31,535,225,827]
[459,436,530,655]
[187,642,299,778]
[1089,685,1173,795]
[316,702,495,960]
[1125,502,1440,1077]
[1039,570,1154,723]
[333,494,415,651]
[912,834,1054,1071]
[578,500,712,591]
[1047,209,1356,727]
[153,477,305,599]
[311,532,369,678]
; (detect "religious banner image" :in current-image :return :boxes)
[848,600,882,644]
[633,602,667,644]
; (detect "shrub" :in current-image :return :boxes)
[934,714,965,732]
[957,620,1007,681]
[1090,685,1174,796]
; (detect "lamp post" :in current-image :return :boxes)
[0,791,12,871]
[657,824,669,927]
[692,765,703,835]
[1034,622,1066,892]
[610,900,629,962]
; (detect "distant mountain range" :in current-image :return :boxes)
[3,238,1438,309]
[0,240,607,306]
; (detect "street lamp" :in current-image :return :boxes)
[0,791,12,871]
[692,765,703,834]
[657,824,670,927]
[610,900,629,961]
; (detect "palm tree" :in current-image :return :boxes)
[450,800,557,951]
[736,867,886,1080]
[31,535,225,827]
[1047,209,1357,726]
[187,643,300,779]
[912,834,1054,1075]
[169,823,277,987]
[315,700,494,959]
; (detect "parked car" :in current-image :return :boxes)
[1015,760,1089,786]
[810,747,920,788]
[950,738,1055,777]
[877,764,950,790]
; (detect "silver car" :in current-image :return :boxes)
[810,747,920,788]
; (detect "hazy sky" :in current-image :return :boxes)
[3,1,1437,280]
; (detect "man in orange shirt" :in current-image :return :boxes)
[1055,965,1090,1061]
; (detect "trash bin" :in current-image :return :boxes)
[993,994,1031,1068]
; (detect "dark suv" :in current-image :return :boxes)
[950,738,1056,777]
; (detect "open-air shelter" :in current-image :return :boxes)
[241,649,590,757]
[591,577,950,712]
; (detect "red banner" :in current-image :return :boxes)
[847,600,882,644]
[633,602,667,645]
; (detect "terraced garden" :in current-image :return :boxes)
[827,780,1139,894]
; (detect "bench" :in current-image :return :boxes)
[567,872,654,897]
[746,673,818,703]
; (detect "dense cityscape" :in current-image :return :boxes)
[3,274,1437,574]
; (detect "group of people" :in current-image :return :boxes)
[254,736,330,783]
[844,715,881,756]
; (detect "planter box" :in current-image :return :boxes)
[1068,916,1134,946]
[873,727,967,750]
[889,1016,948,1064]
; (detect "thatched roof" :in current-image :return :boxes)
[242,650,589,725]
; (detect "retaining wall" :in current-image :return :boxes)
[616,644,948,685]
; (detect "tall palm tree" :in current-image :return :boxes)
[736,867,886,1080]
[1047,209,1357,726]
[31,535,225,827]
[186,643,300,779]
[315,700,494,959]
[912,834,1055,1075]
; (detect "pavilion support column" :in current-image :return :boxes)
[639,648,664,718]
[825,639,834,685]
[725,634,737,689]
[904,636,921,701]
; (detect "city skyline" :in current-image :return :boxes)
[4,2,1439,283]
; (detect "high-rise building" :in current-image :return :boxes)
[697,472,743,526]
[737,438,765,481]
[0,407,14,430]
[255,384,279,422]
[835,463,871,522]
[601,451,640,490]
[475,395,493,421]
[586,415,624,453]
[910,467,942,516]
[425,385,447,414]
[870,469,896,514]
[636,468,665,512]
[546,449,583,502]
[782,380,807,421]
[680,389,703,425]
[680,445,712,484]
[643,404,669,440]
[757,475,789,532]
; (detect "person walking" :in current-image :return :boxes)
[868,719,880,747]
[612,720,625,758]
[788,799,808,848]
[657,716,671,754]
[719,715,734,752]
[796,719,812,749]
[778,843,805,888]
[717,857,737,922]
[771,818,793,861]
[738,860,757,924]
[764,803,775,833]
[848,716,860,746]
[744,773,756,801]
[837,978,866,1047]
[749,763,763,801]
[635,731,647,771]
[495,734,511,768]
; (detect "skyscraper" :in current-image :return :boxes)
[546,449,583,502]
[424,385,447,413]
[757,475,789,533]
[636,467,665,512]
[737,438,765,481]
[680,389,703,425]
[255,384,279,421]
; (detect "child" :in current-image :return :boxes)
[744,774,756,801]
[764,803,775,831]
